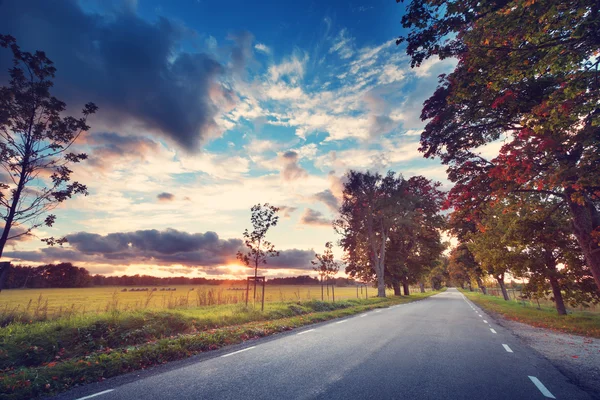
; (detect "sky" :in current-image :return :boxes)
[0,0,484,279]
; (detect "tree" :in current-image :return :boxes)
[335,171,409,297]
[448,243,486,294]
[385,176,446,295]
[468,202,522,301]
[0,35,97,291]
[311,241,341,300]
[498,195,599,314]
[237,203,280,302]
[397,0,600,291]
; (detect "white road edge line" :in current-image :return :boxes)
[75,390,115,400]
[296,329,315,335]
[502,344,513,353]
[490,328,497,334]
[375,310,382,313]
[360,314,368,317]
[336,320,348,324]
[528,376,556,399]
[221,346,256,357]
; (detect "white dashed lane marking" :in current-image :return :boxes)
[490,328,497,334]
[528,376,556,399]
[75,390,115,400]
[296,329,315,336]
[221,346,256,357]
[502,344,513,353]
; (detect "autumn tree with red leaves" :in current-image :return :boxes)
[397,0,600,290]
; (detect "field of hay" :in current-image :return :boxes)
[0,284,406,320]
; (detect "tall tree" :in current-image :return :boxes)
[500,195,599,314]
[335,171,408,297]
[0,35,97,291]
[237,203,280,301]
[386,176,446,295]
[397,0,600,291]
[311,241,341,300]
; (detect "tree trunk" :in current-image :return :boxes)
[321,277,324,301]
[467,281,473,291]
[375,232,387,298]
[393,281,401,296]
[377,265,386,297]
[475,276,487,295]
[549,276,567,316]
[402,279,410,296]
[496,275,510,301]
[0,262,10,292]
[567,196,600,292]
[419,282,425,293]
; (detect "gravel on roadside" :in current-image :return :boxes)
[497,317,600,399]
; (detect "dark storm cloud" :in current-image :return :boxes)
[269,249,314,269]
[9,229,313,269]
[6,228,316,271]
[157,192,175,202]
[0,0,233,150]
[312,189,339,212]
[299,208,331,227]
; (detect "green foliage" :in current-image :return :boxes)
[398,0,600,290]
[335,171,446,297]
[236,203,280,276]
[312,242,340,288]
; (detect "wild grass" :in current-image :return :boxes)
[460,289,600,338]
[0,289,442,399]
[0,284,429,324]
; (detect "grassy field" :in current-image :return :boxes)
[460,289,600,338]
[0,289,444,399]
[0,284,413,323]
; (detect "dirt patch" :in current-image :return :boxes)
[499,317,600,399]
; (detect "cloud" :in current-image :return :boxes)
[228,31,254,72]
[85,132,160,169]
[5,228,316,272]
[0,0,236,150]
[329,29,354,59]
[157,192,175,202]
[280,151,307,181]
[254,43,271,54]
[299,208,331,227]
[312,189,339,212]
[278,206,298,218]
[270,248,314,269]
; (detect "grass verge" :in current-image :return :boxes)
[460,289,600,338]
[0,290,443,399]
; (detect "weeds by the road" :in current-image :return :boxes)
[0,290,443,399]
[460,289,600,338]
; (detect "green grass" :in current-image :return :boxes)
[460,289,600,338]
[0,290,443,399]
[0,284,407,323]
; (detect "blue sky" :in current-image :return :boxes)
[0,0,488,278]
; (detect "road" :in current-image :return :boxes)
[57,288,592,400]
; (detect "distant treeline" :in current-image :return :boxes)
[3,264,358,289]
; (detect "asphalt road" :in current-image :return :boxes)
[56,288,592,400]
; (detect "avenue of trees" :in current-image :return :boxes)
[398,0,600,313]
[334,171,446,297]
